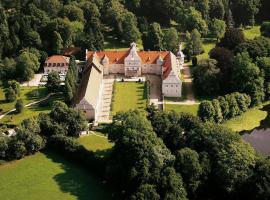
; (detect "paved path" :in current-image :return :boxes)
[182,65,196,102]
[21,74,43,87]
[97,79,114,123]
[148,75,163,109]
[0,93,55,120]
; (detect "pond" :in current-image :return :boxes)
[242,104,270,156]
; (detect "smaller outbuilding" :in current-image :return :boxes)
[44,55,70,75]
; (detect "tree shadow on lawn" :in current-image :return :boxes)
[43,150,113,200]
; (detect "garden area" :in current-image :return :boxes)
[0,150,112,200]
[111,82,147,116]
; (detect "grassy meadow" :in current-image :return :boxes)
[0,87,48,113]
[0,151,112,200]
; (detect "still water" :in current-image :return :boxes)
[242,104,270,156]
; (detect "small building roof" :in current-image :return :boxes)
[45,55,70,65]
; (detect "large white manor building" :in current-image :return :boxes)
[75,43,185,121]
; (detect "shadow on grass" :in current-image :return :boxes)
[25,88,48,101]
[43,150,113,200]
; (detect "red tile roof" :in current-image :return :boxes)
[86,51,170,65]
[86,50,175,80]
[45,55,69,65]
[162,53,172,80]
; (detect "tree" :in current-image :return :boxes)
[209,0,225,20]
[15,99,24,113]
[218,28,245,50]
[243,158,270,200]
[232,52,265,105]
[122,12,141,44]
[175,148,203,195]
[46,72,61,93]
[185,29,204,58]
[39,0,61,17]
[257,57,270,100]
[52,31,63,55]
[212,99,223,123]
[198,101,215,122]
[62,5,84,22]
[132,184,160,200]
[6,139,26,160]
[177,7,208,36]
[208,18,226,41]
[231,0,261,26]
[209,47,234,93]
[143,22,164,50]
[23,31,42,49]
[5,87,16,102]
[7,80,20,96]
[163,27,179,52]
[193,59,220,96]
[235,36,270,60]
[16,51,40,81]
[186,124,256,197]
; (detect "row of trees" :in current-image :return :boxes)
[198,93,251,123]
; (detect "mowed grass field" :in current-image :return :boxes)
[0,93,63,125]
[0,150,112,200]
[111,82,147,116]
[0,87,48,113]
[78,132,114,157]
[165,104,199,116]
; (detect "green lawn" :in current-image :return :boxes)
[0,94,63,125]
[78,132,114,157]
[111,82,147,116]
[0,87,48,113]
[243,26,261,40]
[0,150,112,200]
[197,39,216,61]
[165,104,199,116]
[222,106,268,132]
